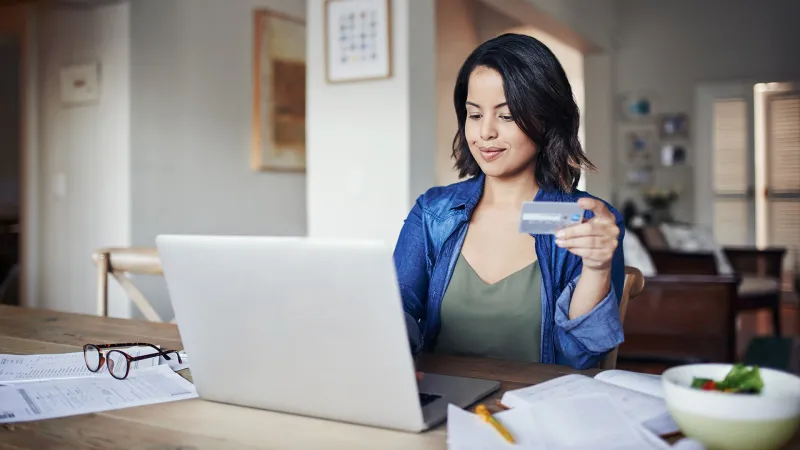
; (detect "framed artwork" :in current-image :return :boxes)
[619,91,659,121]
[324,0,392,83]
[658,113,689,139]
[661,144,688,166]
[252,9,306,172]
[623,128,657,166]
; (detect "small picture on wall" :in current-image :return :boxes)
[252,9,306,172]
[626,167,654,186]
[325,0,392,83]
[620,91,658,121]
[661,144,687,166]
[624,129,656,166]
[659,113,689,139]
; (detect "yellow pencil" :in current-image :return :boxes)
[475,404,515,444]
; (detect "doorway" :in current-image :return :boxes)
[0,36,21,305]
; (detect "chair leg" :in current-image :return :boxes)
[772,301,782,337]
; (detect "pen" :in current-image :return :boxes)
[475,404,515,444]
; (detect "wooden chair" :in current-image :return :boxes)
[92,247,166,322]
[724,247,787,336]
[600,266,645,370]
[618,274,740,373]
[637,225,786,336]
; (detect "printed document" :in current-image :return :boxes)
[500,371,679,436]
[0,347,185,383]
[0,365,197,423]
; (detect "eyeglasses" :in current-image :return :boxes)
[83,342,183,380]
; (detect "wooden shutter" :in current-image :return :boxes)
[712,99,750,245]
[766,92,800,274]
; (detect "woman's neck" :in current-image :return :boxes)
[481,170,539,208]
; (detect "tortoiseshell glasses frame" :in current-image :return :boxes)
[83,342,183,380]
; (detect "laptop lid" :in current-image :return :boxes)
[156,235,426,432]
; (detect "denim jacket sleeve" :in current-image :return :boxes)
[393,197,429,355]
[552,216,626,370]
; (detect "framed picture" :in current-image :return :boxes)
[252,9,306,172]
[619,91,658,121]
[661,144,688,166]
[324,0,392,83]
[623,129,657,167]
[658,113,689,139]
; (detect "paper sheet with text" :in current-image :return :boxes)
[0,365,197,423]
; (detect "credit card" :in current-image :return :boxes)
[519,201,585,234]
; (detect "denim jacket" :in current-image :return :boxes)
[393,173,626,370]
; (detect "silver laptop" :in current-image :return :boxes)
[156,235,499,432]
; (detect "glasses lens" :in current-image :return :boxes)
[107,350,129,379]
[84,345,101,371]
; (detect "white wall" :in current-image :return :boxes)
[307,0,436,245]
[37,3,131,316]
[130,0,308,321]
[614,0,800,222]
[522,0,617,51]
[435,0,479,186]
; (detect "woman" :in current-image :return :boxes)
[394,33,625,370]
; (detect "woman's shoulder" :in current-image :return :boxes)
[415,176,483,217]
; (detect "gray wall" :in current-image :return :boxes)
[130,0,308,320]
[613,0,800,221]
[36,3,132,316]
[0,38,20,217]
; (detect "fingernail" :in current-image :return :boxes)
[556,231,565,238]
[555,239,564,246]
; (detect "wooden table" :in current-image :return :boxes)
[0,305,798,449]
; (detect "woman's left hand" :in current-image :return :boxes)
[554,198,620,272]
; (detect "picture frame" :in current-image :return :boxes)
[251,9,306,172]
[658,113,689,139]
[324,0,392,83]
[618,91,659,121]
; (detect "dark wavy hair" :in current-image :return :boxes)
[451,33,595,192]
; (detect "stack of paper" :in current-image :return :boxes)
[0,347,196,423]
[448,370,687,450]
[0,365,197,423]
[448,394,671,450]
[500,370,679,437]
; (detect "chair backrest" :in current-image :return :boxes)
[92,247,165,322]
[649,249,719,275]
[600,266,645,370]
[620,274,739,366]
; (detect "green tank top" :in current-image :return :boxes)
[434,253,542,363]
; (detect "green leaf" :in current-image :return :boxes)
[691,377,712,389]
[719,364,764,393]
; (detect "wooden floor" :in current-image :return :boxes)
[618,290,800,374]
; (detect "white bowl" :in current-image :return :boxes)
[662,364,800,450]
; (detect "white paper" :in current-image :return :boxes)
[594,370,665,398]
[159,351,189,372]
[500,374,678,436]
[0,347,161,383]
[0,365,197,423]
[448,394,670,450]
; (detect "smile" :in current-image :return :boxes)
[478,147,506,161]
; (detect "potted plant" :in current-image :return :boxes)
[642,186,680,224]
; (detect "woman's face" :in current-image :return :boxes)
[464,66,538,179]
